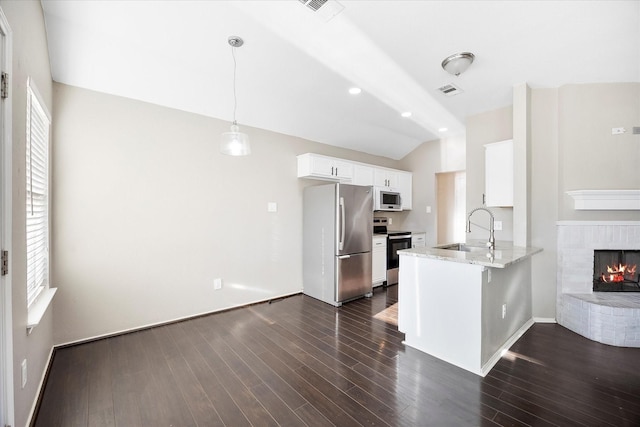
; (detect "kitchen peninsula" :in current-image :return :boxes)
[397,241,542,376]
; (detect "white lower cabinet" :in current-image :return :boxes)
[411,232,426,248]
[372,235,387,286]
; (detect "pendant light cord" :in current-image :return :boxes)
[231,44,238,126]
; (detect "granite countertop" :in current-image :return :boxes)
[398,240,542,268]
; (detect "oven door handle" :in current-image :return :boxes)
[388,235,411,240]
[339,197,345,251]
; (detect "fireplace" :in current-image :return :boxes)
[593,249,640,292]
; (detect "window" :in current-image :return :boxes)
[26,79,50,307]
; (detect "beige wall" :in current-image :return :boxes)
[51,83,400,345]
[466,82,640,321]
[397,134,465,246]
[0,1,55,426]
[465,106,514,242]
[558,83,640,220]
[530,88,559,320]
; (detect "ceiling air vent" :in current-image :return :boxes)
[438,83,464,97]
[299,0,328,11]
[299,0,344,21]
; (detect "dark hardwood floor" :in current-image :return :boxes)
[33,285,640,426]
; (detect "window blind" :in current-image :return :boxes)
[26,82,50,307]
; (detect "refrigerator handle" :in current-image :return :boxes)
[338,255,350,259]
[339,196,345,251]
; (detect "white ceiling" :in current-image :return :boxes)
[41,0,640,160]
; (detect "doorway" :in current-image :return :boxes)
[436,171,466,244]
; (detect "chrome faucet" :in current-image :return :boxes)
[466,207,495,250]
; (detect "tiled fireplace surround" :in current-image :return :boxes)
[557,221,640,347]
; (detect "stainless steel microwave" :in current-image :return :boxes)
[373,186,402,211]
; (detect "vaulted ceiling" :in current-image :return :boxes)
[41,1,640,159]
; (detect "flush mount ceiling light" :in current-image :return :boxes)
[348,87,362,95]
[220,36,251,156]
[441,52,475,76]
[401,111,412,118]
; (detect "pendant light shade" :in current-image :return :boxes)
[220,123,251,156]
[220,36,251,156]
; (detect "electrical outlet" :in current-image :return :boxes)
[214,278,223,290]
[21,359,27,388]
[487,269,492,283]
[388,218,392,225]
[267,202,277,212]
[426,206,432,213]
[611,127,626,135]
[502,304,507,319]
[494,220,503,231]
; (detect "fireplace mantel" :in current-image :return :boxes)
[566,189,640,210]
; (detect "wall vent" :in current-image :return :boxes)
[438,83,463,97]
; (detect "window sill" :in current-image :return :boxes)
[27,287,57,335]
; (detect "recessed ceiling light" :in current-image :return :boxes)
[348,87,361,95]
[438,127,448,132]
[401,111,412,118]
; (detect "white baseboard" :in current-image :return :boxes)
[55,291,302,348]
[534,317,557,323]
[27,346,55,426]
[481,318,535,377]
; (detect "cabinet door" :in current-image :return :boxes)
[311,155,335,178]
[374,168,398,188]
[485,140,513,207]
[397,171,412,210]
[372,236,387,285]
[297,153,353,182]
[353,164,374,186]
[411,233,426,248]
[333,159,353,181]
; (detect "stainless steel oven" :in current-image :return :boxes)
[386,232,411,285]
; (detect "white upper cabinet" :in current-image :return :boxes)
[297,153,353,182]
[484,139,513,207]
[352,164,375,186]
[374,168,398,188]
[297,153,413,210]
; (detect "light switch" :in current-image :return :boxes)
[494,220,503,231]
[426,206,432,213]
[267,202,277,212]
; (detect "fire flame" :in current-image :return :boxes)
[601,263,637,283]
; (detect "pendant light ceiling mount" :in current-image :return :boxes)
[228,36,244,48]
[220,35,251,156]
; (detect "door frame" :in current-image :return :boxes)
[0,7,13,427]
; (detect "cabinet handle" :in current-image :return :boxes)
[336,167,338,176]
[332,166,335,175]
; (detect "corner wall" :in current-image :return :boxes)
[51,83,400,345]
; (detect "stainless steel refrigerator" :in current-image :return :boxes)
[303,183,373,306]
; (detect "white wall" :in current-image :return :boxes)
[51,83,400,345]
[0,1,55,426]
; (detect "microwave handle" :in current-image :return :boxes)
[339,197,345,251]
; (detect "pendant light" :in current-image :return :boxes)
[220,36,251,156]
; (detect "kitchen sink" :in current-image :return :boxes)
[436,243,490,253]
